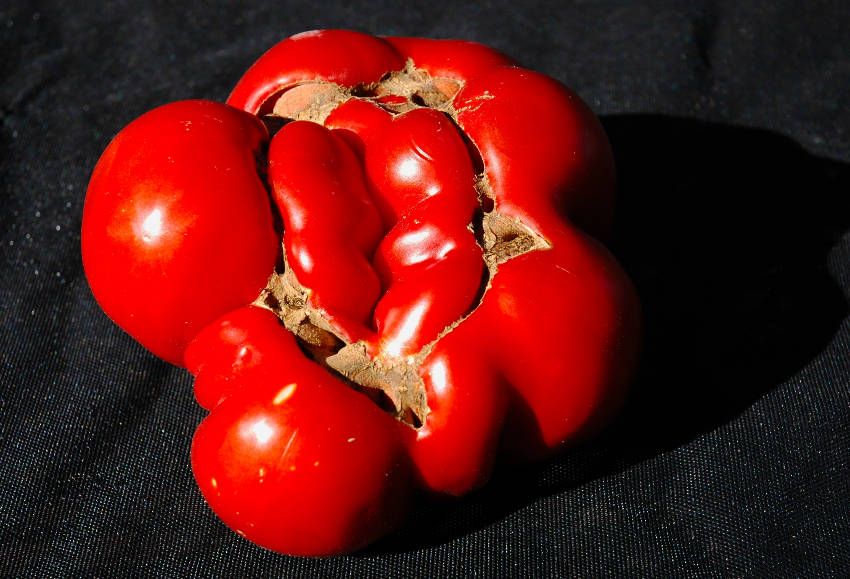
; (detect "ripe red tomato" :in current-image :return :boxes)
[82,30,642,557]
[82,100,279,365]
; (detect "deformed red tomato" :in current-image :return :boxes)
[82,29,641,556]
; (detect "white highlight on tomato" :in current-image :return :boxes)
[140,207,164,243]
[273,383,297,405]
[382,301,428,359]
[249,418,275,446]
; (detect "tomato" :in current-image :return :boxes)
[82,30,641,556]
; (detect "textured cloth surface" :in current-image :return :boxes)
[2,1,848,576]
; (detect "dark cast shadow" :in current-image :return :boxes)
[369,115,850,554]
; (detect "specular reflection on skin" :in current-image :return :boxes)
[140,207,164,244]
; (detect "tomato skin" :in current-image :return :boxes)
[405,318,510,496]
[81,100,278,366]
[454,66,617,242]
[480,227,641,461]
[228,29,405,115]
[185,306,293,411]
[188,307,412,557]
[266,120,384,343]
[307,103,486,358]
[192,389,411,556]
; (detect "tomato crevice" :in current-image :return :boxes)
[263,60,461,126]
[254,206,549,429]
[244,60,555,429]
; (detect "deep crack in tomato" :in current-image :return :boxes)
[82,30,641,557]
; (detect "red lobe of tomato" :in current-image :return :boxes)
[188,306,412,557]
[82,100,279,366]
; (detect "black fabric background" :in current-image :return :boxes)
[2,0,848,576]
